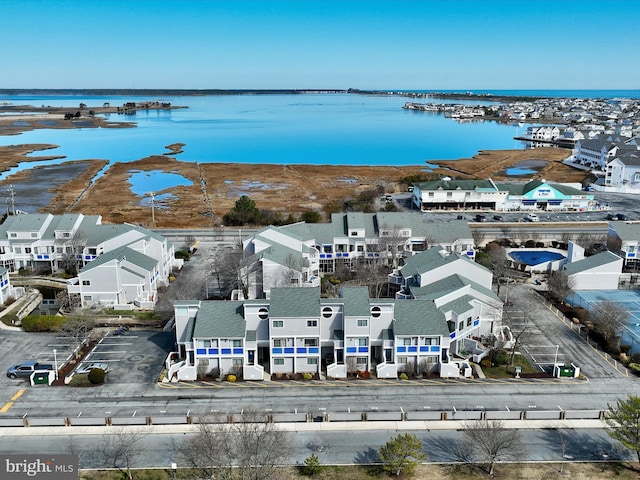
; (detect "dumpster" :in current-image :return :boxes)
[32,372,50,385]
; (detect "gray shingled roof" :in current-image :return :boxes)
[439,294,475,315]
[193,301,246,338]
[278,214,472,246]
[79,246,157,273]
[269,287,321,317]
[610,222,640,242]
[340,287,371,316]
[564,251,622,274]
[393,300,449,336]
[409,273,500,303]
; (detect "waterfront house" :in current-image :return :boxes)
[600,152,640,193]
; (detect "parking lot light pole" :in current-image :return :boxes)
[53,349,58,380]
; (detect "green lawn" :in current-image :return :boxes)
[481,354,539,379]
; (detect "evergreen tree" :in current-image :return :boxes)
[378,433,426,476]
[605,395,640,464]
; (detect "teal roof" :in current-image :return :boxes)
[409,273,500,303]
[270,287,321,317]
[79,246,157,273]
[440,294,475,315]
[414,179,501,191]
[193,301,246,338]
[610,222,640,242]
[278,214,472,246]
[564,251,622,274]
[496,179,586,197]
[340,287,371,316]
[1,214,52,233]
[393,300,449,336]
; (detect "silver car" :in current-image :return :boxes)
[76,362,110,374]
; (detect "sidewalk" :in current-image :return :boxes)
[0,418,608,436]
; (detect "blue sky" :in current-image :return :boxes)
[3,0,639,90]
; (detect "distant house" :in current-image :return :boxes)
[600,152,640,193]
[412,178,595,212]
[608,222,640,269]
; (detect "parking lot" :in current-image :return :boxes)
[0,329,173,392]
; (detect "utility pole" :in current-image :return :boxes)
[7,185,15,215]
[149,192,156,228]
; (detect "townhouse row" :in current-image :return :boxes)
[169,244,501,381]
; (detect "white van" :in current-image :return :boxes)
[526,213,539,222]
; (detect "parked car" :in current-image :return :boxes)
[475,214,487,222]
[606,213,618,221]
[7,361,54,379]
[617,213,628,221]
[493,215,503,221]
[526,213,539,222]
[76,362,110,375]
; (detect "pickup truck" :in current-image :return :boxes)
[7,361,54,379]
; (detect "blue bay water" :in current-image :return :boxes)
[0,93,525,170]
[0,90,636,195]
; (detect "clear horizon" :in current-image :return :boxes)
[3,0,640,91]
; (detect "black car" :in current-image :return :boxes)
[617,213,628,221]
[475,214,487,222]
[493,215,503,221]
[606,213,618,221]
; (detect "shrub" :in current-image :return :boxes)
[621,344,632,355]
[399,372,408,380]
[88,368,106,385]
[490,348,509,366]
[480,357,492,368]
[628,363,640,375]
[227,374,237,382]
[68,374,92,387]
[303,372,313,381]
[174,250,191,261]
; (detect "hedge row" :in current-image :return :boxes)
[20,315,66,332]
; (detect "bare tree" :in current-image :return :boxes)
[278,253,302,288]
[183,234,196,252]
[546,270,575,304]
[210,242,258,300]
[99,426,149,480]
[502,304,533,366]
[471,229,486,249]
[176,411,292,480]
[60,230,88,276]
[487,245,511,296]
[377,224,407,269]
[591,300,628,352]
[462,418,528,477]
[59,315,95,353]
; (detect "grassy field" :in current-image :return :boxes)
[80,462,640,480]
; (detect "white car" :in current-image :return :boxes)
[526,213,539,222]
[76,362,110,374]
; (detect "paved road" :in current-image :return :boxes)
[0,424,629,468]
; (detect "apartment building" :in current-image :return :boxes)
[240,213,475,299]
[169,285,486,382]
[0,213,179,309]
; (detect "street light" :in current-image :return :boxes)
[53,349,58,380]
